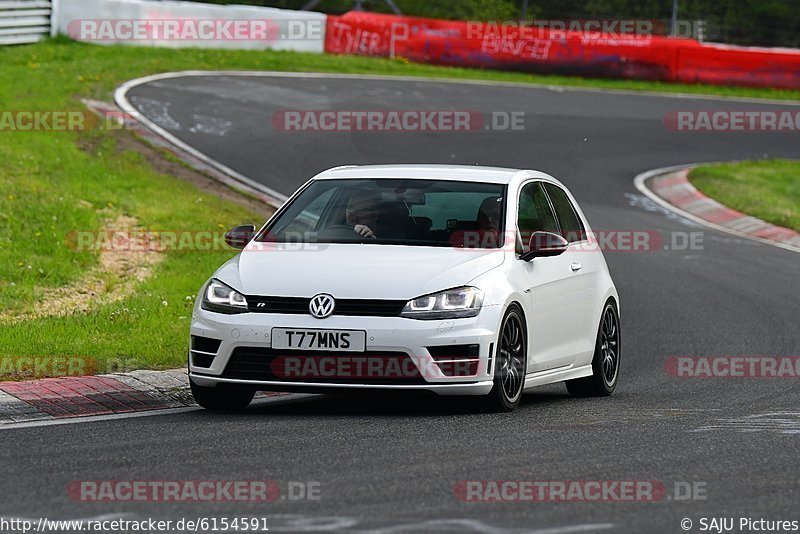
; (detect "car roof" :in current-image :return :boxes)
[312,164,554,185]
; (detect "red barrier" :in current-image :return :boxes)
[676,44,800,90]
[324,12,800,90]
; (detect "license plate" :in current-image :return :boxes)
[271,328,366,352]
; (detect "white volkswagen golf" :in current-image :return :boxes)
[189,165,619,412]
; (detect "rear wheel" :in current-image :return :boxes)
[485,305,527,412]
[566,301,620,397]
[190,379,255,411]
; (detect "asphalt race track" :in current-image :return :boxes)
[3,74,799,532]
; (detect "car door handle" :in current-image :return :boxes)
[570,262,582,272]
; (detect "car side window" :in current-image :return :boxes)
[543,183,586,243]
[517,181,559,251]
[276,185,338,238]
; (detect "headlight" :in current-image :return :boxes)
[400,286,484,320]
[201,279,248,314]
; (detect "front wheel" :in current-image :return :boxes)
[566,301,620,397]
[485,305,527,412]
[190,379,255,411]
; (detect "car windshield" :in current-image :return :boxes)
[258,178,507,248]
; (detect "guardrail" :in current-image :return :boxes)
[0,0,55,45]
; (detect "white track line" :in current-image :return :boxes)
[116,71,800,253]
[115,70,799,219]
[0,394,309,431]
[633,163,800,254]
[116,70,800,106]
[115,74,290,208]
[0,406,201,430]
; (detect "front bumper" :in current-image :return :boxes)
[188,305,502,396]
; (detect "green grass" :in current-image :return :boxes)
[690,160,800,231]
[0,37,798,379]
[0,130,259,376]
[6,36,800,103]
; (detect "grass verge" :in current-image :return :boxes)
[689,160,800,232]
[0,37,798,379]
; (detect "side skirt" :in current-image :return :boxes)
[523,364,593,390]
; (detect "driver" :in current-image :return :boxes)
[345,189,381,238]
[477,196,502,232]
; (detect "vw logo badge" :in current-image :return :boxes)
[309,293,335,319]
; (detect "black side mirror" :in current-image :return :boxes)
[224,224,256,249]
[520,231,569,261]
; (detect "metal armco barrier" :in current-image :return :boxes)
[0,0,54,46]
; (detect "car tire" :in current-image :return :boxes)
[485,304,527,412]
[566,300,620,397]
[190,379,255,411]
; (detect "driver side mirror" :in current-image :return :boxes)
[520,231,569,261]
[224,224,256,249]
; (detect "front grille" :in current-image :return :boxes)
[427,344,480,361]
[191,336,222,353]
[427,344,480,377]
[221,347,427,384]
[246,296,406,317]
[192,352,216,368]
[190,336,222,368]
[436,361,479,377]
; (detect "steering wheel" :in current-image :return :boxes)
[319,224,371,241]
